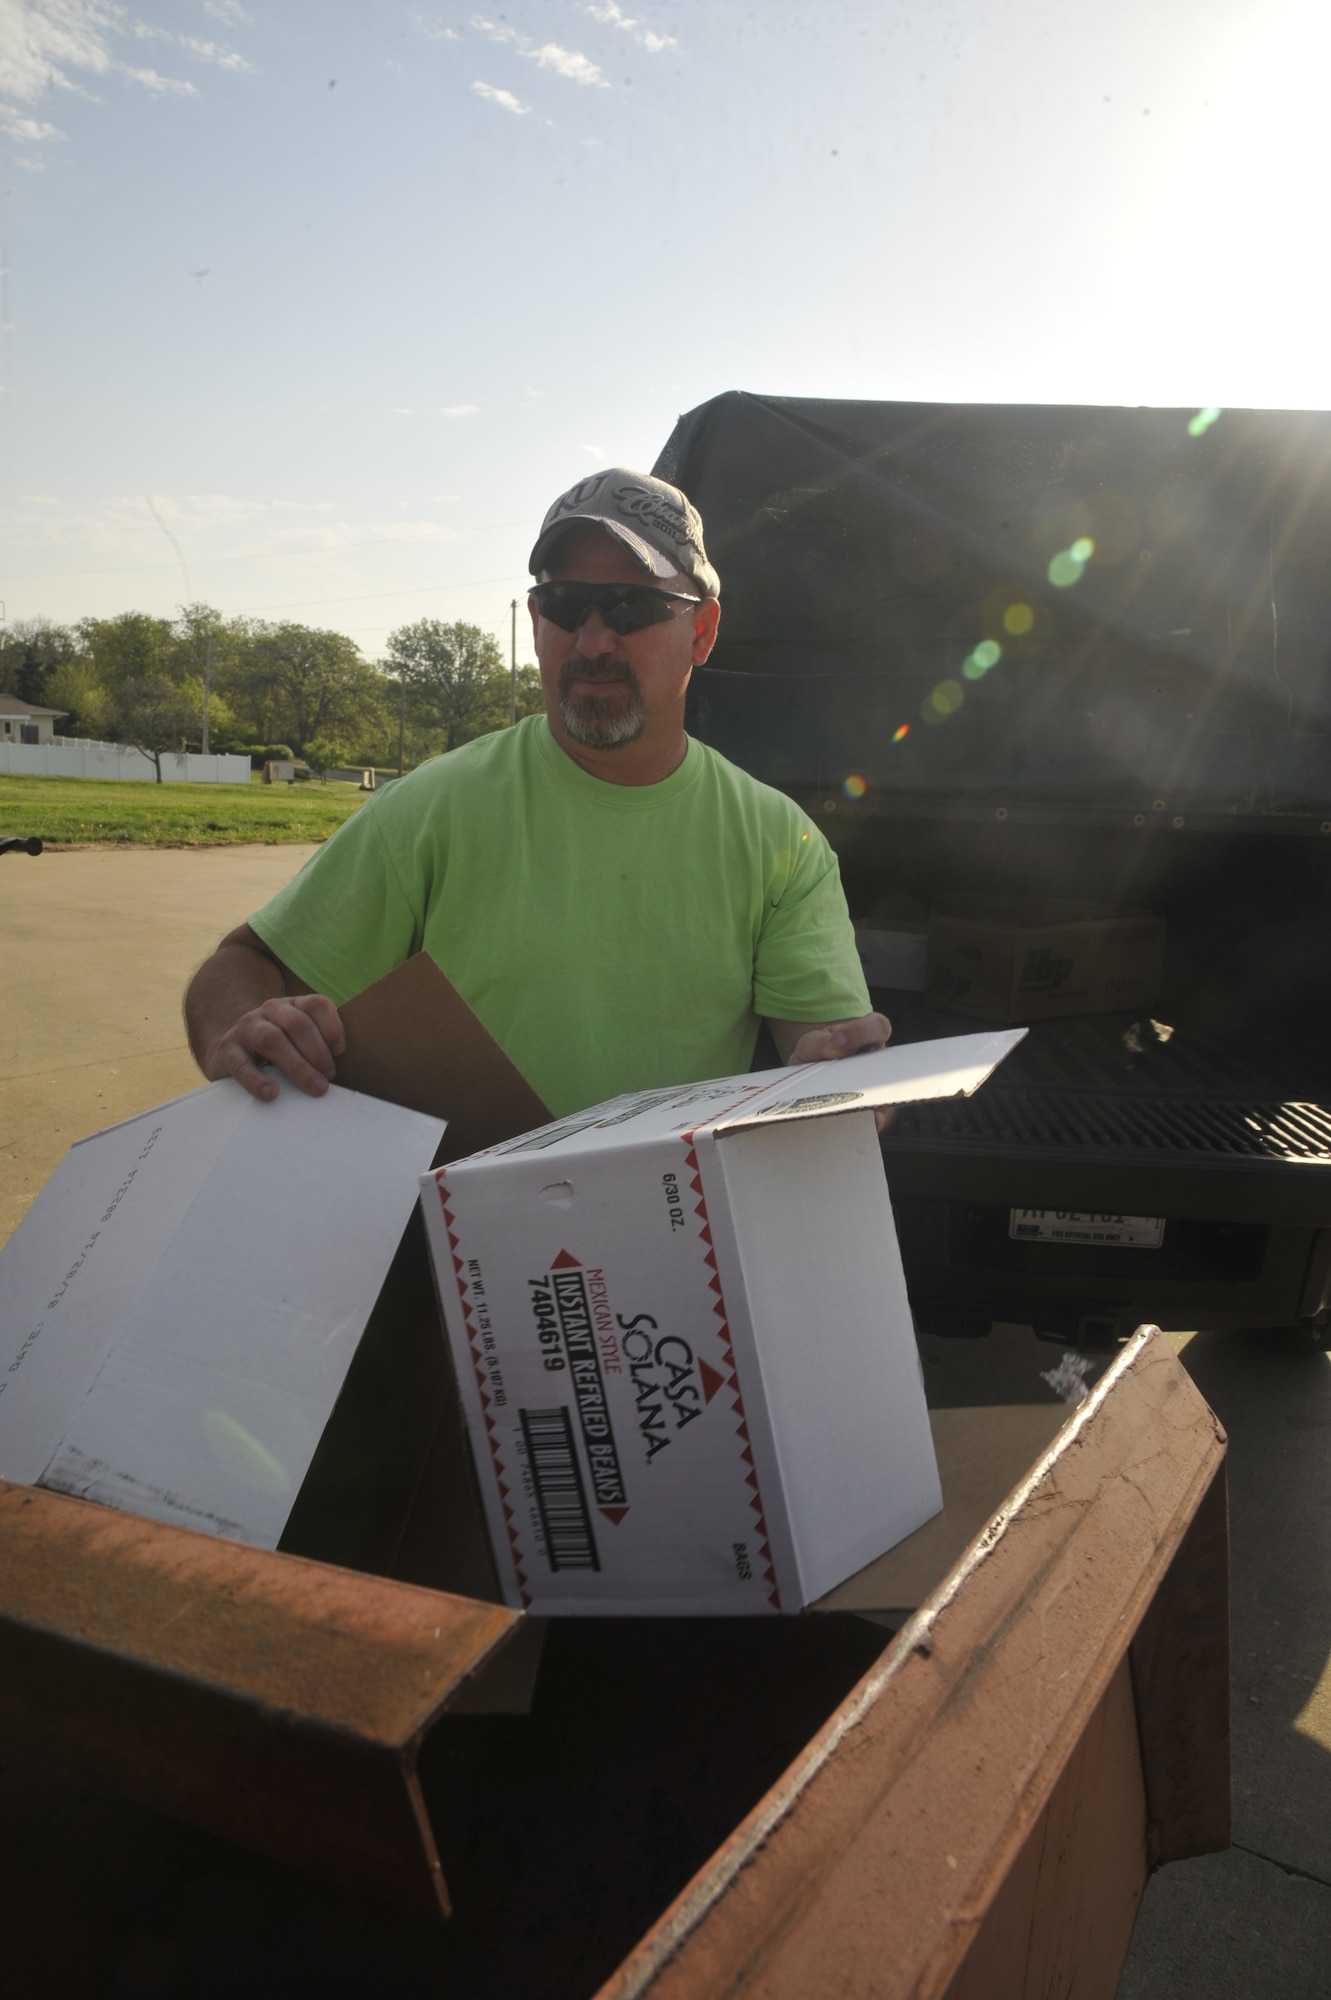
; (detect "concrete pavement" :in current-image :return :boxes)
[0,844,316,1248]
[1115,1325,1331,1998]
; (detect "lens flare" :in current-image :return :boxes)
[923,679,964,724]
[1003,603,1035,635]
[1047,550,1084,588]
[1070,537,1095,562]
[892,723,910,742]
[1187,407,1223,438]
[202,1409,290,1495]
[964,637,1003,679]
[842,773,867,799]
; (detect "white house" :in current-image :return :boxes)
[0,694,68,745]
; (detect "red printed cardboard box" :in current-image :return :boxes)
[421,1029,1024,1617]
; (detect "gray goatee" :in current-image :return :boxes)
[558,657,646,749]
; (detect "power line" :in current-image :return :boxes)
[242,571,524,614]
[2,516,535,583]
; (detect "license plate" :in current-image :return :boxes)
[1008,1210,1166,1249]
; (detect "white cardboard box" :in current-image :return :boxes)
[422,1028,1025,1617]
[0,1076,444,1546]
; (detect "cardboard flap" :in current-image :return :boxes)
[5,1077,445,1545]
[712,1027,1027,1134]
[336,953,552,1164]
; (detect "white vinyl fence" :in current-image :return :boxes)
[0,738,251,785]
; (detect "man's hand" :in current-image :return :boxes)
[204,991,346,1103]
[185,923,346,1103]
[768,1012,896,1132]
[775,1012,893,1067]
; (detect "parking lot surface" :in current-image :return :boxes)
[0,844,316,1248]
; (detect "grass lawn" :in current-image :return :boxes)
[0,773,369,846]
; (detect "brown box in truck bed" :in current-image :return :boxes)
[925,897,1166,1023]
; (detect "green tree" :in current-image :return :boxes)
[109,677,197,782]
[0,618,85,706]
[80,612,179,691]
[508,665,545,724]
[384,619,519,757]
[178,675,238,751]
[304,736,349,783]
[175,602,242,750]
[235,624,388,759]
[44,658,113,739]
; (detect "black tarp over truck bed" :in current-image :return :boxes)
[655,392,1331,1345]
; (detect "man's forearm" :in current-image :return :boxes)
[183,924,346,1104]
[185,928,292,1075]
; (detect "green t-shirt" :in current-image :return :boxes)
[250,716,869,1117]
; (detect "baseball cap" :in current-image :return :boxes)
[528,467,720,599]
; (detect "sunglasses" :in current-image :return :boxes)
[530,580,702,635]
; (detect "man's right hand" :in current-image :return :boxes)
[185,924,347,1103]
[204,992,347,1102]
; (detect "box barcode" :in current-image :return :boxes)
[519,1406,601,1573]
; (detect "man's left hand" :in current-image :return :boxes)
[774,1012,893,1066]
[768,1012,896,1131]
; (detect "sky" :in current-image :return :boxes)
[1,0,1329,665]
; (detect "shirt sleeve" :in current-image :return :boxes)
[248,797,422,1005]
[751,813,871,1023]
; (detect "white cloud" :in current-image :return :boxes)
[0,104,62,141]
[119,66,197,97]
[411,12,460,42]
[531,44,606,86]
[131,24,252,73]
[469,16,607,86]
[471,16,522,46]
[582,443,606,457]
[201,1,251,23]
[392,403,481,416]
[579,2,675,53]
[439,402,479,416]
[1,495,493,642]
[180,38,249,70]
[0,0,117,109]
[0,0,250,144]
[471,79,528,114]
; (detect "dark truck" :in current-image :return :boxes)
[655,392,1331,1351]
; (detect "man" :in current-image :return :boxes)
[184,467,889,1114]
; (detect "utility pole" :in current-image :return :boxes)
[201,631,212,755]
[509,599,518,726]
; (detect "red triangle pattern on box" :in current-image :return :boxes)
[434,1176,531,1609]
[698,1355,726,1405]
[680,1139,783,1611]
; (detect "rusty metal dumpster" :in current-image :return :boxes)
[0,1324,1226,1998]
